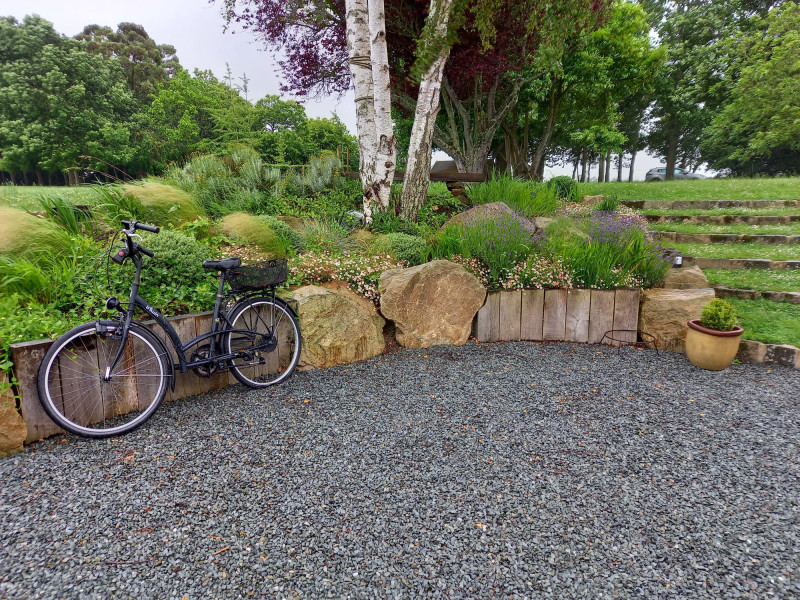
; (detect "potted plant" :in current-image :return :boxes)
[685,298,744,370]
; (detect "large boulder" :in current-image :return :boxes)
[289,284,385,369]
[443,201,541,233]
[380,260,487,348]
[639,288,715,353]
[658,265,710,289]
[1,374,26,458]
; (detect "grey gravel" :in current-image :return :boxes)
[1,341,799,599]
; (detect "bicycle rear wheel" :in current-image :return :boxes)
[37,321,170,438]
[224,297,302,388]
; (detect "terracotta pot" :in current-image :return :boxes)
[685,319,744,371]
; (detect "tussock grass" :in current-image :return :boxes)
[220,212,283,256]
[121,182,205,227]
[0,206,70,258]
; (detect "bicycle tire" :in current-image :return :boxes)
[224,297,302,388]
[37,320,170,438]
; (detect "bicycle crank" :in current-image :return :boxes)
[191,344,219,378]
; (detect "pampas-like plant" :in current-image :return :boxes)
[220,212,284,257]
[121,182,206,227]
[0,206,70,259]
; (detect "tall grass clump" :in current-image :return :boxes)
[299,220,354,254]
[284,152,343,196]
[547,175,578,201]
[259,215,304,255]
[371,233,427,265]
[32,194,92,236]
[220,212,284,256]
[119,182,206,227]
[465,173,558,217]
[0,206,71,259]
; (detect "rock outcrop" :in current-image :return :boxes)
[658,265,710,289]
[639,288,715,353]
[380,261,486,348]
[290,284,385,369]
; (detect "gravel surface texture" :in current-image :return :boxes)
[1,341,799,600]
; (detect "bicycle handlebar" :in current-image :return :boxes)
[121,220,160,234]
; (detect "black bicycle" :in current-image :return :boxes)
[37,220,302,438]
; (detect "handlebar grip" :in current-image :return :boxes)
[137,244,154,258]
[136,222,160,234]
[121,220,160,234]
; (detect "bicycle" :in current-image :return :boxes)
[37,220,302,438]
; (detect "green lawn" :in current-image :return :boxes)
[672,242,800,261]
[642,206,800,216]
[583,177,800,202]
[0,185,102,209]
[649,222,800,235]
[726,297,800,347]
[705,269,800,292]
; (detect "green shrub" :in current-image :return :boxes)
[547,176,578,201]
[259,215,304,254]
[0,206,71,259]
[371,233,426,265]
[299,220,354,254]
[121,182,206,227]
[594,194,620,212]
[700,299,739,331]
[284,152,343,196]
[219,212,284,256]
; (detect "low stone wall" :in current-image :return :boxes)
[714,286,800,304]
[472,289,641,345]
[645,214,800,225]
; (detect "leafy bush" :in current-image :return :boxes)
[417,186,465,228]
[120,182,206,227]
[138,229,213,292]
[219,212,284,256]
[0,206,71,259]
[548,175,578,201]
[370,210,423,235]
[700,299,740,331]
[594,194,620,212]
[259,215,304,255]
[299,220,354,254]
[371,233,427,265]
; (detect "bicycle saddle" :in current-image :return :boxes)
[202,257,242,271]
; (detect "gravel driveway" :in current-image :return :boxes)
[1,341,798,599]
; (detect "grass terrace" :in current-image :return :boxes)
[672,242,800,261]
[583,177,800,202]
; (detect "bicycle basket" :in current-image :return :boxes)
[226,258,288,291]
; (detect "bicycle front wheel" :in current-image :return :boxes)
[224,297,302,388]
[37,321,170,438]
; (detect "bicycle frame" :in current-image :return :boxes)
[103,239,277,381]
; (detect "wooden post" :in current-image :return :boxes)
[612,289,641,344]
[520,290,545,341]
[9,339,63,443]
[565,289,591,343]
[472,291,501,342]
[543,290,568,340]
[588,290,615,345]
[498,290,522,341]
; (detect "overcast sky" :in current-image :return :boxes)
[1,0,675,180]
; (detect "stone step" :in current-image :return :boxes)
[652,231,800,245]
[681,256,800,270]
[713,285,800,304]
[738,339,800,369]
[646,214,800,225]
[623,199,800,210]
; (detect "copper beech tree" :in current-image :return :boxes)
[217,0,609,220]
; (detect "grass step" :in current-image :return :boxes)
[714,286,800,304]
[672,242,800,261]
[725,297,800,348]
[682,256,800,270]
[704,268,800,293]
[653,231,800,245]
[646,214,800,225]
[624,199,800,210]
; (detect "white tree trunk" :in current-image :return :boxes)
[345,0,379,223]
[400,0,454,219]
[367,0,396,217]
